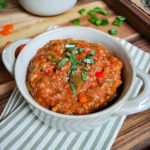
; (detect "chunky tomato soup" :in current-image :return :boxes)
[26,39,123,115]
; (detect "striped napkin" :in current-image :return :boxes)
[0,38,150,150]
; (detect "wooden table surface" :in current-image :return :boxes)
[0,0,150,149]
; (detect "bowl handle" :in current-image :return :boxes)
[113,69,150,115]
[2,38,31,77]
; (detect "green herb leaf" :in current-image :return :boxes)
[78,48,85,53]
[79,9,86,15]
[95,19,102,26]
[88,15,99,24]
[118,16,126,21]
[73,18,80,25]
[101,19,109,25]
[70,82,76,96]
[91,49,95,55]
[83,67,90,72]
[39,66,44,72]
[113,19,122,26]
[81,69,87,82]
[82,58,95,64]
[109,28,118,35]
[71,64,78,70]
[65,43,76,50]
[58,57,69,68]
[51,58,58,62]
[100,9,109,16]
[71,48,79,55]
[88,10,96,16]
[94,7,101,13]
[0,0,7,8]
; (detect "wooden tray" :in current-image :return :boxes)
[105,0,150,41]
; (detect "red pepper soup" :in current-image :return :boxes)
[26,39,123,115]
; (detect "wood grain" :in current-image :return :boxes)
[0,0,150,150]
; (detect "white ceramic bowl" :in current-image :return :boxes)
[19,0,77,16]
[2,26,150,132]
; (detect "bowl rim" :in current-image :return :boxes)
[15,26,136,120]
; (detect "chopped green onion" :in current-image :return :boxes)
[94,7,101,13]
[71,64,78,70]
[101,19,109,25]
[118,16,126,21]
[79,9,86,15]
[113,19,122,26]
[88,10,96,16]
[73,19,80,25]
[81,69,87,82]
[58,58,69,68]
[96,19,102,26]
[65,43,76,50]
[109,28,118,35]
[51,58,58,62]
[78,48,85,53]
[100,9,109,16]
[39,66,44,72]
[70,82,76,96]
[86,49,95,59]
[83,67,90,72]
[89,15,99,24]
[72,48,79,55]
[82,58,95,64]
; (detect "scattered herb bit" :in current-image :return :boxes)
[71,48,79,55]
[70,70,77,77]
[70,82,76,96]
[83,67,90,72]
[100,9,109,16]
[79,9,87,15]
[109,28,118,35]
[0,0,7,8]
[81,69,87,82]
[52,58,58,62]
[113,19,122,26]
[73,18,80,25]
[118,16,126,21]
[82,58,95,64]
[101,19,109,25]
[39,66,44,72]
[58,57,69,68]
[96,19,102,26]
[106,79,113,82]
[65,43,76,50]
[88,10,96,16]
[94,7,101,13]
[71,63,78,70]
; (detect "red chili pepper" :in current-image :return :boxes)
[19,45,25,52]
[4,24,14,30]
[85,49,91,54]
[94,55,100,61]
[45,65,55,73]
[80,44,86,48]
[5,41,12,47]
[95,71,104,78]
[0,29,10,36]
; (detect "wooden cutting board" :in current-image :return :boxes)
[0,0,150,150]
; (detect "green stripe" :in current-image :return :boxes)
[78,130,93,150]
[66,133,81,150]
[90,123,108,150]
[42,131,60,150]
[17,122,43,150]
[55,132,70,150]
[28,126,50,150]
[0,108,30,142]
[4,117,37,150]
[101,117,122,150]
[0,102,27,129]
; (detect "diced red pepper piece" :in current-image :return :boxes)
[85,49,91,54]
[4,24,14,30]
[94,55,100,61]
[5,41,12,47]
[95,71,104,78]
[19,45,25,52]
[45,65,55,73]
[0,29,10,36]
